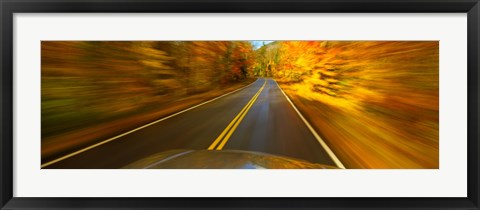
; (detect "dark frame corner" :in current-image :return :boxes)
[1,0,479,209]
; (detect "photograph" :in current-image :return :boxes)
[40,40,439,169]
[2,0,477,208]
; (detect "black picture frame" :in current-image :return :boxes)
[1,0,479,209]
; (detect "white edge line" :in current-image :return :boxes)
[41,78,260,168]
[273,80,346,169]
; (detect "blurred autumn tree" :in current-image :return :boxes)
[253,42,280,77]
[42,41,255,138]
[256,41,439,168]
[261,41,438,114]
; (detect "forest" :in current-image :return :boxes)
[42,41,438,168]
[254,41,439,168]
[42,41,255,160]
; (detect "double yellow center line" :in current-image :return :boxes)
[208,80,267,150]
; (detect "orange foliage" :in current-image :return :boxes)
[42,41,255,138]
[262,41,439,168]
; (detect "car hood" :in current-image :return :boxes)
[123,149,337,169]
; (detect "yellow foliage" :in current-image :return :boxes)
[270,41,439,168]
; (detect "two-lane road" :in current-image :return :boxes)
[43,78,344,169]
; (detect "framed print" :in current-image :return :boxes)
[1,0,479,209]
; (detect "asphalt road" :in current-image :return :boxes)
[43,78,342,169]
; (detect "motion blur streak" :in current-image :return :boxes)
[42,41,255,161]
[42,41,438,169]
[256,41,439,168]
